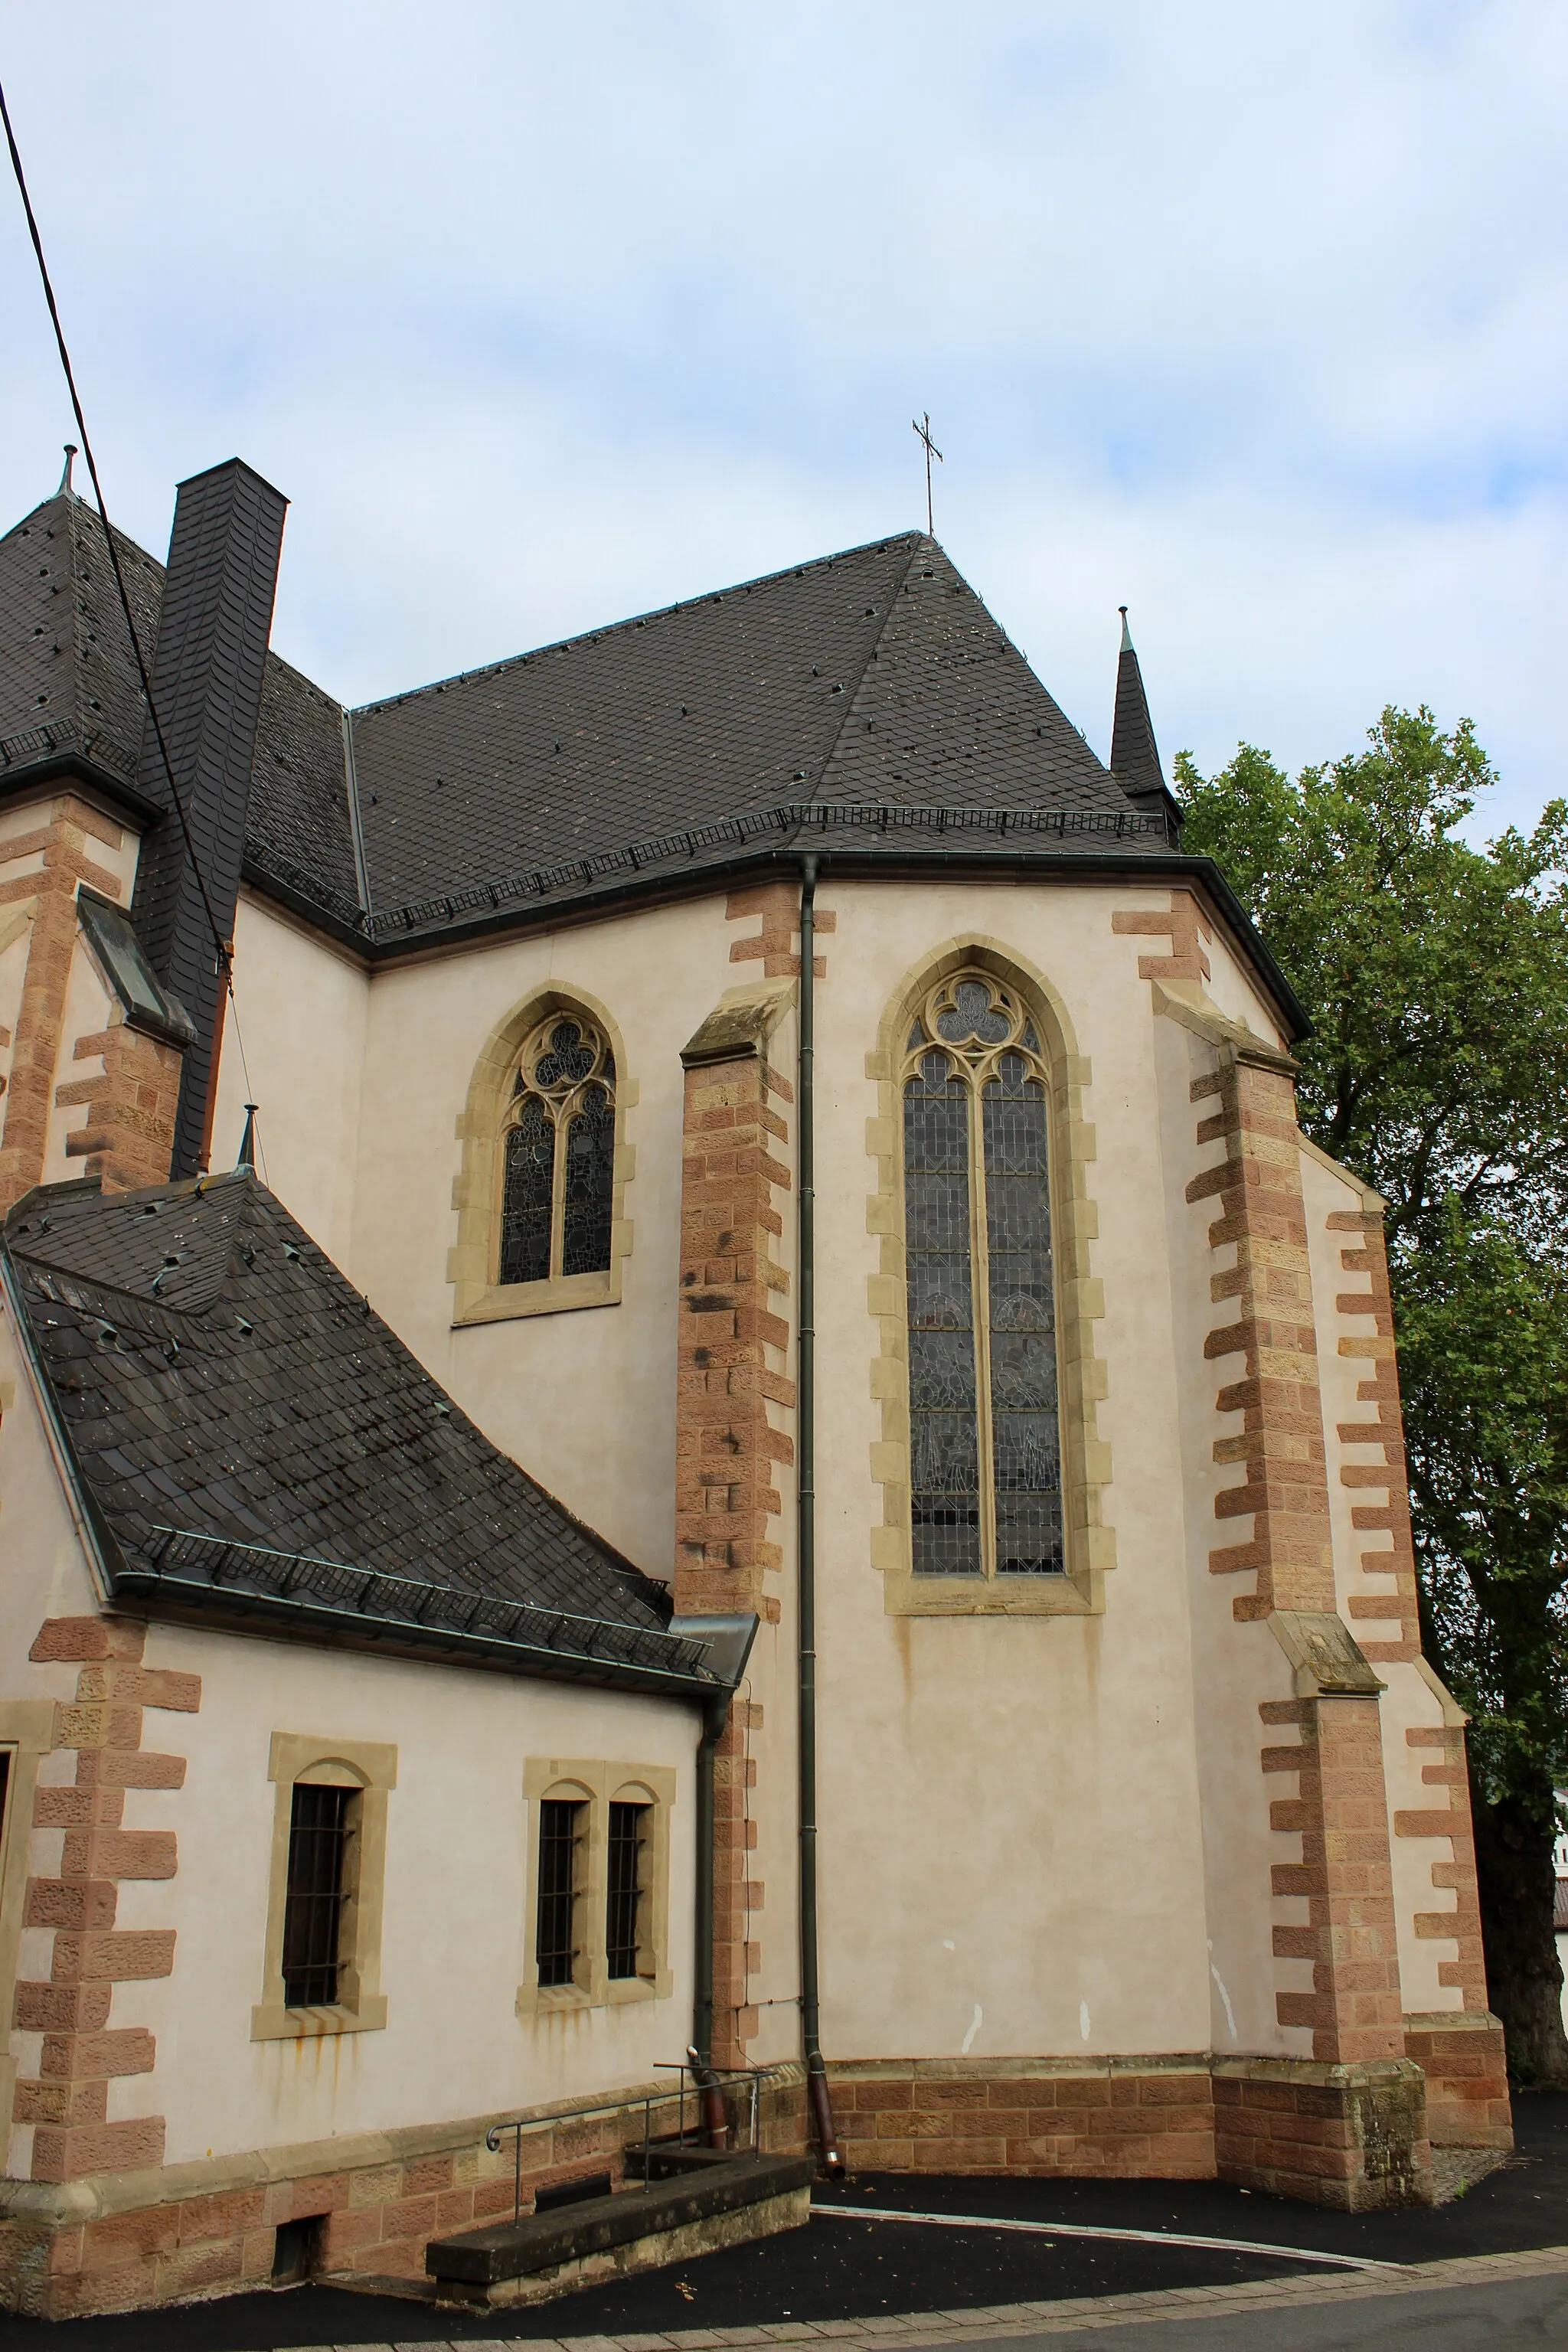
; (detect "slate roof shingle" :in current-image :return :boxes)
[2,1171,717,1694]
[0,492,1169,955]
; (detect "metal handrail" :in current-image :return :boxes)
[483,2063,779,2225]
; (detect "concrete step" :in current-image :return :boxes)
[425,2148,813,2309]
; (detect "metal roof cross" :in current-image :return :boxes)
[911,410,943,536]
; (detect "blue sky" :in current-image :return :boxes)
[2,1,1563,831]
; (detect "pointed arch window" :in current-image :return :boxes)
[902,972,1063,1578]
[499,1012,616,1287]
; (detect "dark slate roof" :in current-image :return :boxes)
[0,489,164,793]
[0,491,361,916]
[346,534,1155,926]
[2,1171,718,1695]
[0,488,1171,950]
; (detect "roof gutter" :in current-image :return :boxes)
[298,841,1306,1044]
[110,1564,727,1699]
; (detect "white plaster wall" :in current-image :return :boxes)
[0,910,31,1108]
[1151,1011,1309,2059]
[1298,1147,1462,2014]
[109,1621,701,2167]
[1196,916,1288,1048]
[0,1321,117,2183]
[1378,1660,1460,2014]
[1301,1149,1406,1653]
[347,893,737,1579]
[807,878,1234,2063]
[38,941,116,1187]
[325,871,1303,2066]
[210,890,371,1265]
[0,1312,104,1659]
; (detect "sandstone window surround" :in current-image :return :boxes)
[449,988,637,1327]
[250,1732,395,2042]
[0,1699,60,2132]
[867,942,1113,1617]
[516,1759,675,2017]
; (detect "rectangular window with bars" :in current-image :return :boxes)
[606,1801,649,1978]
[281,1783,353,2007]
[536,1798,584,1987]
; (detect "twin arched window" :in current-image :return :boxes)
[903,972,1063,1579]
[499,1012,616,1286]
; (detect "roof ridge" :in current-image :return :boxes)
[348,529,926,721]
[803,534,927,813]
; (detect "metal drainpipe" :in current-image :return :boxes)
[796,851,844,2175]
[692,1689,729,2067]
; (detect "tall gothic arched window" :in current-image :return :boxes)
[498,1012,616,1286]
[902,971,1062,1579]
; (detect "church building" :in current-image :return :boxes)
[0,455,1511,2317]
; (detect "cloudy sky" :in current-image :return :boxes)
[2,2,1563,831]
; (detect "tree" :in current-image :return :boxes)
[1176,710,1568,2082]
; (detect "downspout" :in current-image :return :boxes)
[797,853,844,2174]
[692,1688,729,2070]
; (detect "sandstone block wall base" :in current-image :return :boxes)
[831,2058,1217,2180]
[0,2074,808,2323]
[1214,2056,1432,2210]
[1403,2012,1513,2150]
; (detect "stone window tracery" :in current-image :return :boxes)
[901,972,1062,1579]
[499,1012,616,1286]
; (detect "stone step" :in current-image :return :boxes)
[425,2149,813,2309]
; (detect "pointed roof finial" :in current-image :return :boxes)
[1119,603,1133,653]
[236,1103,259,1172]
[57,443,78,498]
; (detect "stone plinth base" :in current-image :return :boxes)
[1214,2057,1432,2210]
[0,2072,808,2322]
[832,2058,1217,2179]
[1403,2012,1512,2149]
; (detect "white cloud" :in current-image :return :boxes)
[1,0,1562,829]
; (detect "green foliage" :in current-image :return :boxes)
[1176,710,1568,1815]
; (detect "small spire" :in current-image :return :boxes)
[236,1103,259,1171]
[1110,606,1180,841]
[57,443,78,498]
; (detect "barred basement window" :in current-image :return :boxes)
[535,1797,584,1987]
[281,1784,353,2006]
[606,1800,651,1979]
[499,1012,616,1285]
[902,971,1063,1579]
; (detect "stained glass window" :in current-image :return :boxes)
[901,972,1063,1579]
[498,1013,617,1285]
